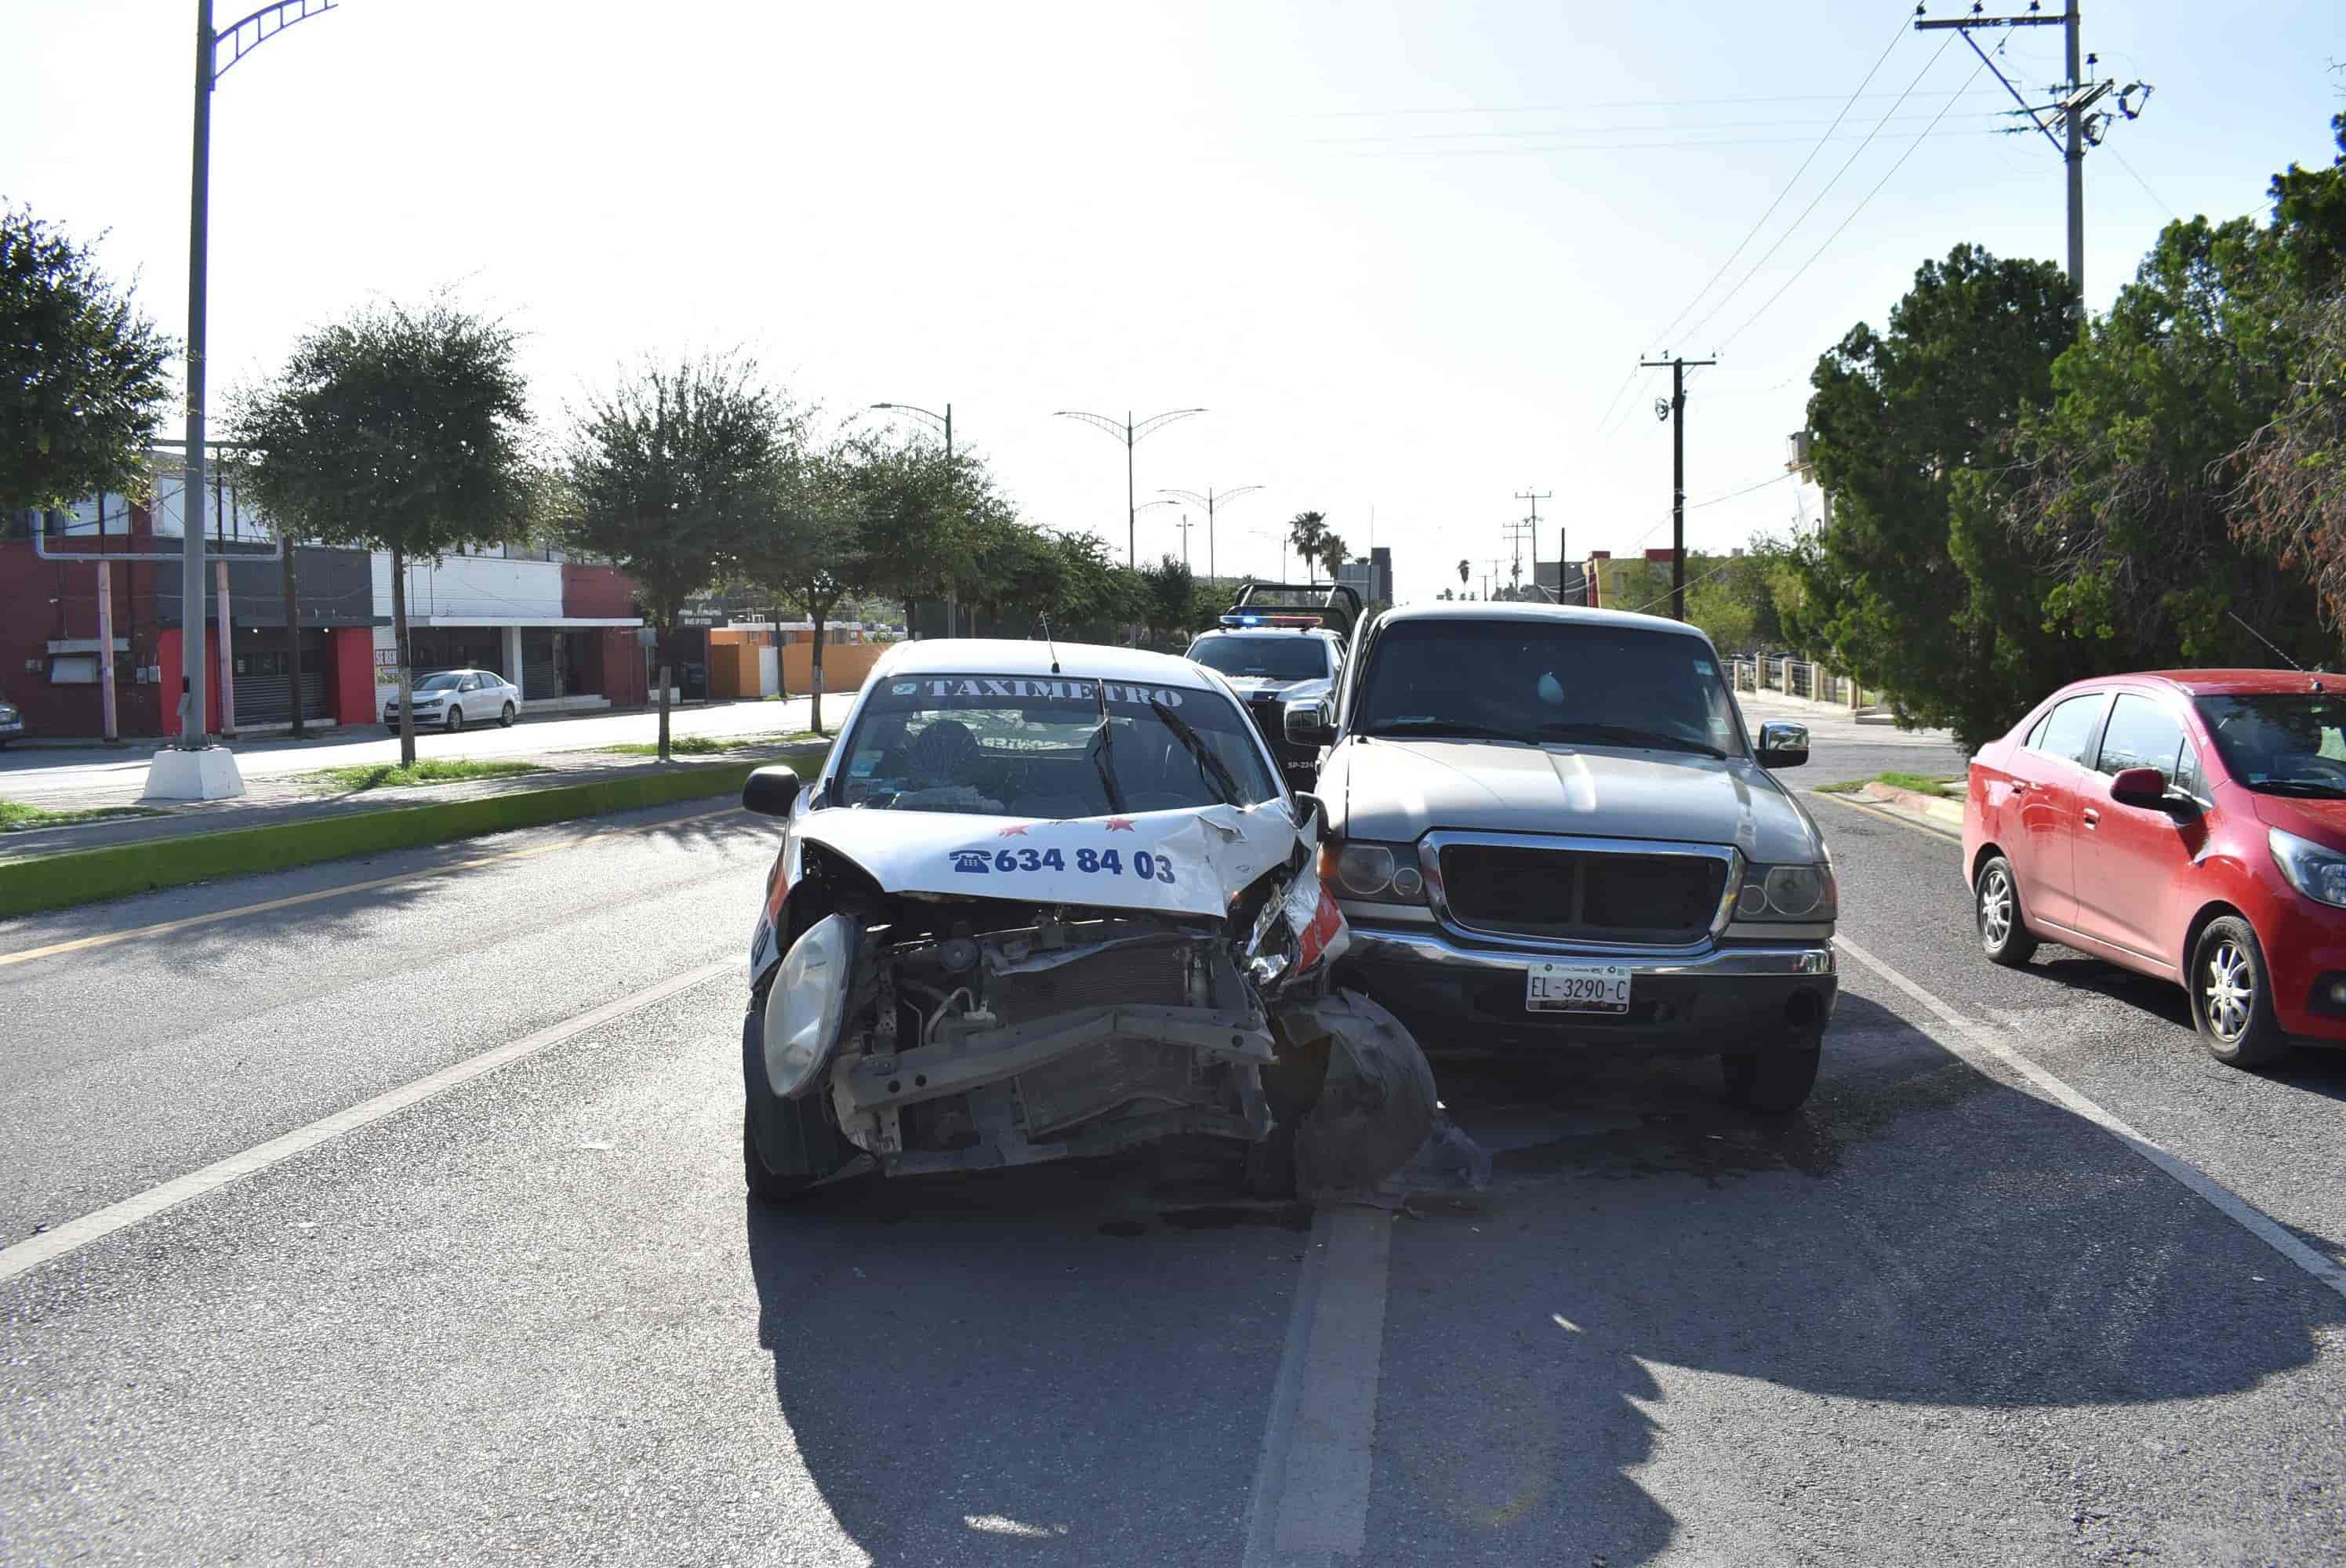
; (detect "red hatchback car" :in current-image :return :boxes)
[1964,670,2346,1067]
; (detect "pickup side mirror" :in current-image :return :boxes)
[1285,699,1337,750]
[2109,766,2169,806]
[1756,720,1809,770]
[1293,791,1327,839]
[743,765,802,818]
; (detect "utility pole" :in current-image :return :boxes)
[1640,355,1715,620]
[1509,488,1549,600]
[1175,514,1193,570]
[1916,3,2152,324]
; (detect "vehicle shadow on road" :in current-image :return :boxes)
[743,1148,1301,1566]
[1356,992,2346,1566]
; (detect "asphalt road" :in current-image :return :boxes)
[5,717,2344,1566]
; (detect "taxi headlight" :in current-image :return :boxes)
[761,914,851,1096]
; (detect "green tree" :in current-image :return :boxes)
[1455,558,1469,595]
[561,354,790,760]
[849,434,977,637]
[1287,510,1328,583]
[2,205,173,513]
[1138,553,1195,646]
[742,438,866,734]
[1798,243,2076,749]
[231,297,532,765]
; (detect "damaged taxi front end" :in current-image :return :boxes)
[738,641,1432,1199]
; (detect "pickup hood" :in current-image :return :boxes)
[792,799,1304,919]
[1324,737,1821,864]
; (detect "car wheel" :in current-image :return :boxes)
[2191,916,2288,1068]
[1722,1044,1821,1116]
[743,1103,822,1203]
[499,702,516,728]
[1975,855,2039,967]
[445,706,463,734]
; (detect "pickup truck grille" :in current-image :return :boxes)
[1438,844,1727,945]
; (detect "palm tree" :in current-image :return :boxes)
[1318,532,1349,586]
[1287,510,1328,583]
[1456,558,1470,599]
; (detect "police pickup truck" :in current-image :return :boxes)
[1185,584,1356,789]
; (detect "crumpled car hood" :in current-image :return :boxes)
[793,799,1304,917]
[1325,737,1821,863]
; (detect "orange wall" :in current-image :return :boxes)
[780,640,883,695]
[709,641,763,699]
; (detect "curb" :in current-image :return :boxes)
[0,748,828,920]
[1857,780,1965,829]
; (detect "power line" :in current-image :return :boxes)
[1673,28,1961,350]
[1624,561,1736,616]
[1720,49,1995,351]
[1647,11,1912,352]
[1309,111,2006,145]
[1329,125,2001,159]
[1303,89,2007,119]
[2108,145,2179,220]
[1587,365,1642,436]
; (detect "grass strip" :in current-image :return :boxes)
[0,746,830,920]
[0,800,169,833]
[1817,771,1960,798]
[600,732,819,757]
[309,758,550,793]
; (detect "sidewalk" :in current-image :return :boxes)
[0,734,825,865]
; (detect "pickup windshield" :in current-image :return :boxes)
[1353,620,1745,757]
[1186,634,1330,682]
[834,674,1280,817]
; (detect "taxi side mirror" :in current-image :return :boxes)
[743,766,802,818]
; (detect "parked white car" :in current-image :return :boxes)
[383,669,519,733]
[734,638,1439,1200]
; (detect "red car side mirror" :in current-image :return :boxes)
[2110,766,2168,805]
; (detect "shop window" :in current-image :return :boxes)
[48,655,100,684]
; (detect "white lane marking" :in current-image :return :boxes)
[1242,1204,1395,1567]
[0,805,746,970]
[1836,933,2346,1304]
[0,959,736,1285]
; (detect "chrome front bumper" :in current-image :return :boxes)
[1337,922,1836,1053]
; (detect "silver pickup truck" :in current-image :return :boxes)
[1285,602,1837,1112]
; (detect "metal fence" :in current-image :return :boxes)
[1728,656,1871,713]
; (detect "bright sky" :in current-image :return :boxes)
[6,2,2339,605]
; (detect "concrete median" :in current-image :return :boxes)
[0,747,829,920]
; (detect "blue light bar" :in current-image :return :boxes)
[1221,614,1264,626]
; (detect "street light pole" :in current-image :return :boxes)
[1160,485,1262,585]
[1053,407,1206,566]
[176,0,337,757]
[181,0,214,750]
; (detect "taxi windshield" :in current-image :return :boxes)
[834,674,1281,817]
[1187,634,1330,682]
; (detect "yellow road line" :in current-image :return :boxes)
[0,805,747,971]
[1809,787,1961,842]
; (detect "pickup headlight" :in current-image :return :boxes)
[761,914,852,1096]
[1734,862,1838,921]
[2269,827,2346,908]
[1324,839,1426,903]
